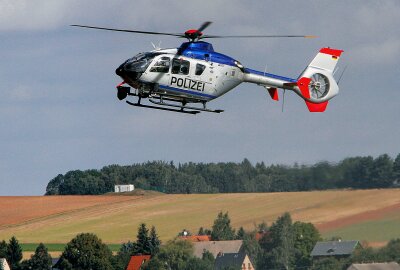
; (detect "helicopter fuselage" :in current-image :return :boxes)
[116,41,249,104]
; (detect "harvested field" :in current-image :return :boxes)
[1,189,400,245]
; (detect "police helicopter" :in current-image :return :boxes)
[72,22,343,114]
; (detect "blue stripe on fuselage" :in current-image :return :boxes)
[244,68,297,83]
[159,84,216,99]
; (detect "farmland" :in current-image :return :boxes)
[1,189,400,247]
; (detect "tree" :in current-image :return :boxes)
[7,236,23,270]
[142,240,194,270]
[257,221,268,232]
[292,222,321,269]
[59,233,114,270]
[393,154,400,184]
[149,226,161,255]
[236,227,246,240]
[198,227,205,235]
[258,213,295,270]
[211,212,235,241]
[20,243,52,270]
[0,240,7,258]
[379,238,400,263]
[370,154,393,187]
[311,257,343,270]
[185,256,214,270]
[113,241,135,270]
[241,232,261,267]
[133,223,152,255]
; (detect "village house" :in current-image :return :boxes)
[179,235,211,242]
[0,258,10,270]
[347,262,400,270]
[126,255,151,270]
[215,252,255,270]
[311,240,360,260]
[114,184,135,193]
[192,240,244,258]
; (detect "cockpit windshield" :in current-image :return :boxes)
[125,52,160,73]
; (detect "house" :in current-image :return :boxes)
[215,252,255,270]
[52,258,61,270]
[115,184,135,193]
[311,240,360,259]
[192,240,243,258]
[347,262,400,270]
[126,255,151,270]
[179,235,211,242]
[0,258,10,270]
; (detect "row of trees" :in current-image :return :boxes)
[0,237,51,270]
[46,153,400,195]
[0,223,161,270]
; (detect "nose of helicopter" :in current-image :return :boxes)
[115,62,125,77]
[115,62,141,80]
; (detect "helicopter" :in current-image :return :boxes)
[72,22,343,114]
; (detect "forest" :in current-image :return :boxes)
[45,153,400,195]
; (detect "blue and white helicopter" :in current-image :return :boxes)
[72,22,343,114]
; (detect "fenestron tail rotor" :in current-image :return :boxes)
[309,73,330,99]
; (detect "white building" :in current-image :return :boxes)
[0,258,11,270]
[114,184,134,193]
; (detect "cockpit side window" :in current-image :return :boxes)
[195,63,206,76]
[125,52,160,73]
[150,56,171,73]
[172,59,190,75]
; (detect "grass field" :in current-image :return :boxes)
[20,243,121,252]
[1,189,400,250]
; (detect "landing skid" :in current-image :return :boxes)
[149,99,224,114]
[126,101,200,114]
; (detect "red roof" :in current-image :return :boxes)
[126,255,151,270]
[179,235,211,242]
[256,231,269,241]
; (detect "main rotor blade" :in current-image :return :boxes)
[197,21,212,32]
[70,25,184,37]
[202,35,317,39]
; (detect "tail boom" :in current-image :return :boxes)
[242,47,343,112]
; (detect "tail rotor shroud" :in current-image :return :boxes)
[309,73,330,100]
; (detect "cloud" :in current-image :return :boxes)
[0,1,69,31]
[350,38,400,66]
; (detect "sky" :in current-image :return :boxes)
[0,0,399,195]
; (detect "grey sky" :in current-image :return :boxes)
[0,0,399,195]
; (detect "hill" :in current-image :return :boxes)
[45,155,400,195]
[1,189,400,246]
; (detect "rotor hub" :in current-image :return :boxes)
[184,29,203,41]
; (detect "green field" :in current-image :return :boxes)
[20,243,121,252]
[323,213,400,244]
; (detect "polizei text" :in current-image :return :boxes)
[170,77,206,92]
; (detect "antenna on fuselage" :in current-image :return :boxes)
[151,41,162,50]
[337,65,348,85]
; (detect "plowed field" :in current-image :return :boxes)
[1,189,400,245]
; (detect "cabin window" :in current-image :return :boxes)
[172,59,190,75]
[195,64,206,76]
[150,57,170,73]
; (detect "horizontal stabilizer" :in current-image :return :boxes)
[305,101,328,112]
[267,88,279,101]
